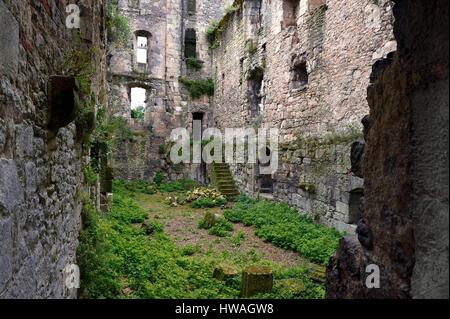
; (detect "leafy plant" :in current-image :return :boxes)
[179,77,215,99]
[131,106,145,121]
[106,0,131,48]
[78,181,326,299]
[225,5,240,15]
[181,244,200,256]
[83,165,98,186]
[231,230,245,247]
[206,20,222,48]
[153,171,165,186]
[224,200,342,265]
[209,218,234,237]
[186,57,203,70]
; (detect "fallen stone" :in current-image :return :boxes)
[241,266,273,297]
[213,265,239,282]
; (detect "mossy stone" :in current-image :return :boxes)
[241,266,273,297]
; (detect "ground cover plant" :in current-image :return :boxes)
[78,180,328,299]
[224,196,343,265]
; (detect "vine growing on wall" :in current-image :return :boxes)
[206,20,223,49]
[107,0,131,49]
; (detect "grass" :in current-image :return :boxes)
[78,180,327,299]
[224,196,343,266]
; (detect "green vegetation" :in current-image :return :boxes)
[78,181,325,299]
[299,183,316,194]
[185,57,203,70]
[131,106,145,121]
[231,230,246,247]
[153,171,165,186]
[206,2,242,48]
[224,197,342,265]
[115,179,199,196]
[209,218,234,237]
[83,165,98,186]
[225,4,240,15]
[191,197,226,208]
[107,0,131,48]
[179,77,215,99]
[206,20,222,49]
[199,215,234,237]
[246,39,258,56]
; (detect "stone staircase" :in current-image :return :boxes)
[210,163,240,197]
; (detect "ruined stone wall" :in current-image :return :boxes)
[212,0,395,232]
[0,0,106,298]
[110,0,228,183]
[327,0,449,299]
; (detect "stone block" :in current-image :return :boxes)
[0,159,24,211]
[241,266,273,298]
[213,265,239,282]
[0,0,19,78]
[336,201,349,215]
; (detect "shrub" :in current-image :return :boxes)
[153,171,165,186]
[131,106,145,121]
[206,20,222,48]
[181,244,200,256]
[179,77,215,99]
[186,57,203,70]
[143,219,164,235]
[209,218,234,237]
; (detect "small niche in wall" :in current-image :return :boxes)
[187,0,196,15]
[282,0,300,29]
[47,76,80,132]
[290,61,309,91]
[248,68,264,117]
[348,188,364,225]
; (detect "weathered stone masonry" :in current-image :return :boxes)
[109,0,230,183]
[327,0,449,299]
[211,0,395,233]
[0,0,107,298]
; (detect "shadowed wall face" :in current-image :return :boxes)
[326,0,449,299]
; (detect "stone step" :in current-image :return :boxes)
[217,177,234,184]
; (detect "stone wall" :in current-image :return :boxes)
[109,0,229,183]
[0,0,106,298]
[326,0,449,299]
[211,0,395,232]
